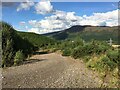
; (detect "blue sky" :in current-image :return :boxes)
[2,2,118,34]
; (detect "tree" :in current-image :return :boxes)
[2,39,14,67]
[14,50,24,65]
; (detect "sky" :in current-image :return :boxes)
[2,1,118,34]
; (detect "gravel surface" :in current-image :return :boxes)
[2,53,102,88]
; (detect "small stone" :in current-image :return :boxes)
[2,76,4,79]
[18,85,21,87]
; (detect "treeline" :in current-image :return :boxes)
[1,22,55,67]
[17,31,56,49]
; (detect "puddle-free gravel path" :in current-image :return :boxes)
[2,53,102,88]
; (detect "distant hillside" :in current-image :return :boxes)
[44,25,119,44]
[17,31,56,48]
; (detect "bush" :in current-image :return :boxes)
[102,56,117,71]
[83,43,94,55]
[107,50,119,63]
[2,39,14,67]
[1,22,36,67]
[62,48,72,56]
[86,40,110,55]
[95,56,117,72]
[83,56,91,63]
[96,45,109,54]
[59,37,84,50]
[14,50,24,65]
[72,46,84,59]
[2,22,15,67]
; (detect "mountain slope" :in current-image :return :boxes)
[1,22,55,67]
[17,31,56,48]
[44,25,118,44]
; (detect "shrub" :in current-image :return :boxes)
[101,56,117,71]
[2,22,37,67]
[95,56,117,72]
[2,39,14,67]
[70,37,84,48]
[71,46,84,59]
[62,48,72,56]
[2,22,15,67]
[87,40,110,55]
[96,45,108,54]
[83,56,91,63]
[107,50,119,63]
[14,50,24,65]
[83,43,94,55]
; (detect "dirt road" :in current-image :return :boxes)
[2,53,102,88]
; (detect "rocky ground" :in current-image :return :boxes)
[2,53,103,88]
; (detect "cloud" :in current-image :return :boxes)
[17,0,54,15]
[27,9,118,34]
[17,1,118,34]
[19,21,26,25]
[17,0,34,11]
[35,0,54,15]
[79,9,118,26]
[28,28,40,34]
[28,20,37,26]
[28,28,57,34]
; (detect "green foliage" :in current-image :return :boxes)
[72,46,84,59]
[2,22,15,67]
[83,43,94,54]
[95,56,117,72]
[107,50,119,63]
[14,50,24,65]
[1,21,56,67]
[13,35,36,57]
[83,56,91,63]
[45,25,119,44]
[60,37,84,57]
[101,56,117,71]
[71,40,110,59]
[17,31,56,49]
[62,48,72,56]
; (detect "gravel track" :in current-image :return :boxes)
[2,53,102,88]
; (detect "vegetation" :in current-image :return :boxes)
[48,36,119,87]
[14,50,24,65]
[1,22,119,87]
[45,25,119,44]
[17,31,56,49]
[1,22,55,67]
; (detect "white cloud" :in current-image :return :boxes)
[35,0,53,15]
[17,0,34,11]
[27,9,118,34]
[19,21,26,25]
[17,0,54,15]
[28,20,37,26]
[17,1,118,34]
[28,28,40,34]
[66,12,77,21]
[28,28,57,34]
[80,9,118,26]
